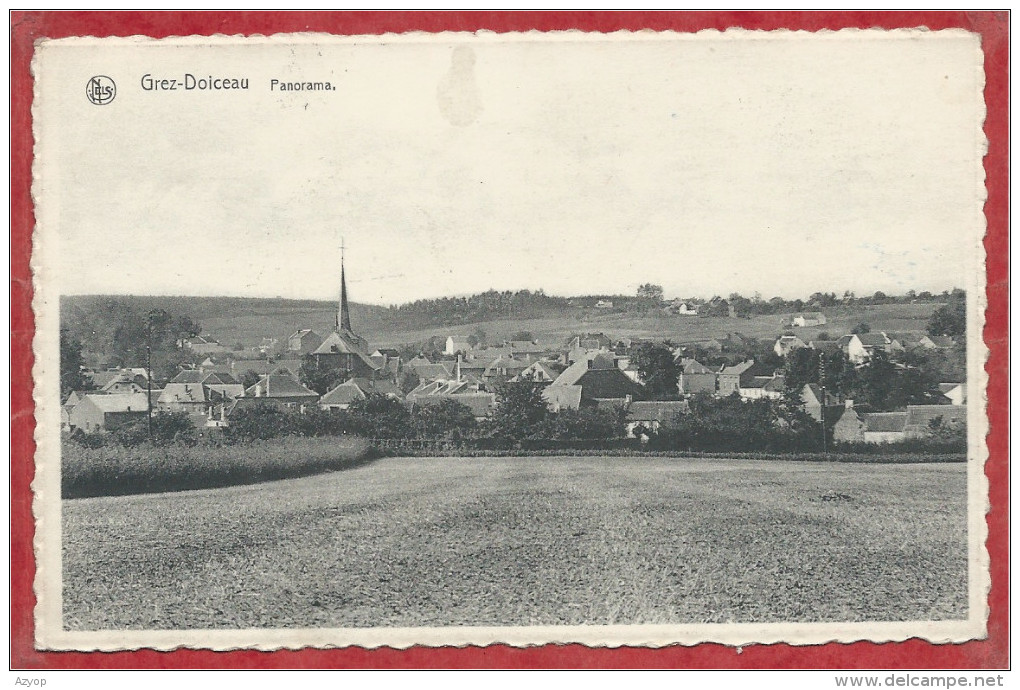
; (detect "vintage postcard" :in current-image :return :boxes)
[31,29,989,651]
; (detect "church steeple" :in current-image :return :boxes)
[337,241,352,333]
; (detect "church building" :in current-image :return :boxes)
[310,254,381,380]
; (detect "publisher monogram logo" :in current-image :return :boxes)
[86,76,116,105]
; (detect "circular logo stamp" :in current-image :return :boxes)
[86,76,116,105]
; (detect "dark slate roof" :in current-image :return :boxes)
[83,392,151,413]
[158,383,212,404]
[411,362,455,381]
[679,358,713,375]
[718,360,755,377]
[810,340,843,353]
[626,400,689,423]
[410,393,495,418]
[542,385,582,410]
[856,333,890,347]
[319,380,368,406]
[244,374,319,399]
[862,412,908,433]
[484,356,529,376]
[802,383,839,406]
[574,368,644,400]
[905,404,966,429]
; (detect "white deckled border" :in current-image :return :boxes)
[31,28,991,652]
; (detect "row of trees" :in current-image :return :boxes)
[224,380,625,446]
[387,289,569,329]
[70,376,963,454]
[781,348,948,411]
[639,287,965,319]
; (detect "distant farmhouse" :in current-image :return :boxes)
[833,404,967,444]
[181,335,228,355]
[792,312,826,327]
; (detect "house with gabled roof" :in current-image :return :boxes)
[506,340,546,361]
[545,358,644,409]
[242,374,319,406]
[739,375,785,401]
[800,383,840,422]
[69,393,150,432]
[773,335,806,358]
[904,404,966,437]
[182,335,228,355]
[288,329,324,355]
[483,356,530,383]
[792,312,827,327]
[407,359,455,383]
[99,373,148,394]
[676,358,716,394]
[809,339,843,356]
[664,300,699,316]
[846,333,893,364]
[833,405,906,443]
[938,382,966,406]
[717,360,755,396]
[230,359,304,381]
[445,336,473,355]
[832,402,966,444]
[407,390,496,421]
[542,385,583,412]
[625,400,689,437]
[320,378,402,410]
[514,360,562,384]
[919,335,956,350]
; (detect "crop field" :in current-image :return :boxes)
[62,456,967,630]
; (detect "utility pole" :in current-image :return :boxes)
[146,312,154,440]
[145,308,167,440]
[819,356,827,453]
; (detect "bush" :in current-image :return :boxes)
[411,398,477,439]
[112,411,197,447]
[62,436,376,498]
[69,428,109,448]
[223,403,298,443]
[649,394,822,453]
[347,394,412,439]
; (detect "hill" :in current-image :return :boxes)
[61,294,942,359]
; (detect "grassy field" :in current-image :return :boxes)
[62,456,967,630]
[199,301,939,349]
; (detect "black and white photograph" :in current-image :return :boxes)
[31,29,987,649]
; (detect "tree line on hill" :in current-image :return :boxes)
[384,286,966,328]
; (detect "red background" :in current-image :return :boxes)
[10,11,1009,670]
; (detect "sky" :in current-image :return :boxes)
[38,31,985,305]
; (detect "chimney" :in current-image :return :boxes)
[845,399,854,409]
[456,354,462,383]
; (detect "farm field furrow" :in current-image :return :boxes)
[62,457,967,629]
